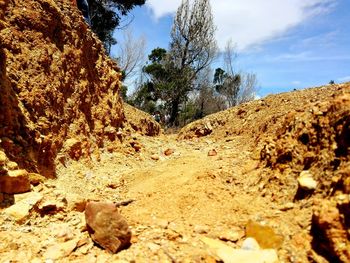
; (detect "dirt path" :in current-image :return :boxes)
[0,134,314,262]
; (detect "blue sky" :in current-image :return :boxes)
[111,0,350,97]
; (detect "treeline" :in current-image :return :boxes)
[124,0,257,127]
[89,0,258,127]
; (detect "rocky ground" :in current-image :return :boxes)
[1,0,349,262]
[1,83,349,262]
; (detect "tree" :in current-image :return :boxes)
[238,73,258,104]
[194,67,226,119]
[213,67,241,107]
[88,0,145,54]
[113,28,146,81]
[214,40,257,107]
[167,0,217,124]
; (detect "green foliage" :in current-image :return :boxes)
[88,0,145,53]
[214,67,241,107]
[119,85,128,101]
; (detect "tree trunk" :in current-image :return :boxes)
[169,97,180,126]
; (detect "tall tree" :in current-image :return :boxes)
[214,40,257,107]
[167,0,217,124]
[113,28,146,81]
[88,0,145,54]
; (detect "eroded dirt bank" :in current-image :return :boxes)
[0,0,159,178]
[0,0,349,261]
[1,83,349,262]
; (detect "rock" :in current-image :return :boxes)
[28,173,45,186]
[130,141,142,152]
[4,192,43,222]
[63,138,82,160]
[6,161,18,170]
[151,154,160,161]
[201,237,278,263]
[279,202,295,211]
[0,169,31,194]
[208,149,218,157]
[245,221,284,249]
[65,193,87,212]
[43,238,79,260]
[154,218,169,229]
[38,199,65,215]
[50,224,74,241]
[0,150,6,165]
[217,230,242,242]
[164,148,175,156]
[194,224,210,234]
[298,171,317,190]
[85,201,131,253]
[241,237,260,250]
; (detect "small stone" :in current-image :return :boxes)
[85,201,131,253]
[241,237,260,251]
[0,169,31,194]
[147,242,161,252]
[201,237,278,263]
[194,224,209,234]
[4,192,43,222]
[218,230,242,242]
[279,202,295,211]
[44,238,79,260]
[130,141,142,152]
[38,199,65,215]
[155,218,169,229]
[65,193,87,212]
[164,148,175,156]
[298,171,317,190]
[63,138,82,160]
[208,149,218,157]
[0,150,6,165]
[6,161,18,170]
[151,154,160,161]
[107,182,118,189]
[245,221,284,249]
[28,173,45,186]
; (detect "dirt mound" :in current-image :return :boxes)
[178,83,350,261]
[178,84,345,146]
[259,92,350,261]
[0,0,159,178]
[123,103,161,136]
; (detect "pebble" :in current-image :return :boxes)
[194,224,209,234]
[151,154,160,161]
[201,237,278,263]
[279,202,295,211]
[164,148,175,156]
[6,161,18,170]
[43,238,79,260]
[241,237,261,251]
[298,171,317,190]
[208,149,218,156]
[0,150,6,165]
[217,229,242,242]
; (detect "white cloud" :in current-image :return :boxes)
[146,0,336,51]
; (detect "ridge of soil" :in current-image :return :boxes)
[0,0,349,262]
[1,83,349,262]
